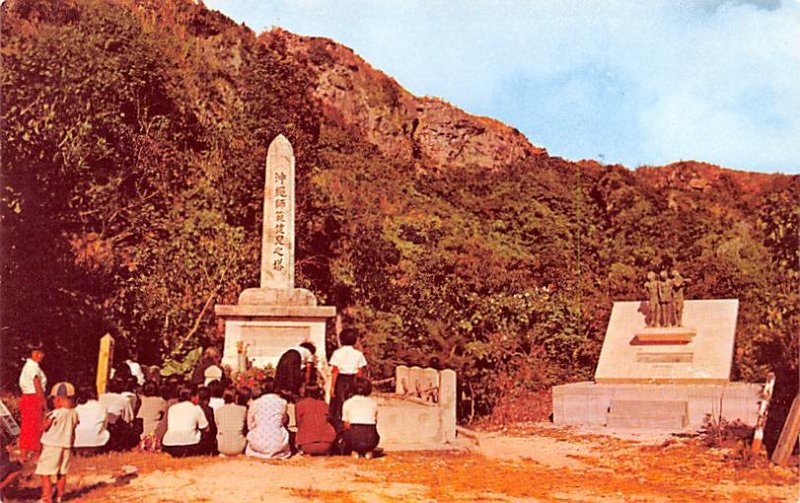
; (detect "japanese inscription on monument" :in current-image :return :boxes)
[261,134,295,290]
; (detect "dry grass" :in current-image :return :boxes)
[288,487,359,502]
[365,432,797,502]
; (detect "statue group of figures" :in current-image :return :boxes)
[644,270,690,327]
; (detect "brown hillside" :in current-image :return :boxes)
[634,161,791,196]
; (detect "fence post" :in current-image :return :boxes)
[752,372,775,455]
[440,369,457,443]
[771,394,800,466]
[96,333,115,396]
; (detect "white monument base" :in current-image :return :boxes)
[215,304,335,373]
[552,381,762,430]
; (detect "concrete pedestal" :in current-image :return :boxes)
[595,300,739,384]
[215,304,335,372]
[552,381,762,430]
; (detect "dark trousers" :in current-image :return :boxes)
[329,374,356,433]
[107,419,141,451]
[162,443,202,458]
[343,424,379,455]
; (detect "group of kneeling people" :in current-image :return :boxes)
[72,375,380,460]
[70,330,380,459]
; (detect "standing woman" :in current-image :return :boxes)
[328,329,367,433]
[18,345,47,460]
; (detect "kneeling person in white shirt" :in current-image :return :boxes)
[99,378,138,451]
[74,386,110,454]
[342,377,379,459]
[162,386,209,457]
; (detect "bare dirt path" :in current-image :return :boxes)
[7,425,797,502]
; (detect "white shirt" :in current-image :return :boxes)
[209,397,224,411]
[342,395,378,425]
[292,346,314,367]
[329,346,367,375]
[162,401,209,446]
[121,391,138,413]
[40,407,79,448]
[74,400,110,448]
[19,358,47,395]
[126,360,145,385]
[99,392,134,424]
[204,365,223,386]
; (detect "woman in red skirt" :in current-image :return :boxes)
[18,347,47,460]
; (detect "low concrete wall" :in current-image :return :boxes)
[377,366,457,444]
[376,395,443,443]
[552,381,762,429]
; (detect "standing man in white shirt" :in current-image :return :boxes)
[18,345,47,461]
[125,358,145,387]
[328,330,367,433]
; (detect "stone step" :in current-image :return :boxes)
[606,412,687,429]
[609,399,687,417]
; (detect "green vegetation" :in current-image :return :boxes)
[1,0,797,428]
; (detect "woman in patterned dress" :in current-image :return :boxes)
[245,377,290,460]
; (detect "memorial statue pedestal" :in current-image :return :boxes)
[552,381,762,429]
[215,303,335,372]
[553,298,761,431]
[594,300,737,384]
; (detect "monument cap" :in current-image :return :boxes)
[49,382,76,398]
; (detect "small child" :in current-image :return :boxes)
[328,329,367,432]
[35,382,79,503]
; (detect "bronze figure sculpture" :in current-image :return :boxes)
[643,268,690,327]
[671,270,690,327]
[644,271,660,327]
[657,270,674,327]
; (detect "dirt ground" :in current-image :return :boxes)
[5,424,798,502]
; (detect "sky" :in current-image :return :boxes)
[205,0,800,174]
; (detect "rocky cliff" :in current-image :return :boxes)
[274,30,546,172]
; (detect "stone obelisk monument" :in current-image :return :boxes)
[261,134,295,290]
[216,135,335,372]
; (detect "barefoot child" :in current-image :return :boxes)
[35,382,79,503]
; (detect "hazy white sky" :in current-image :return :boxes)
[206,0,800,174]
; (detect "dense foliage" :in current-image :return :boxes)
[1,0,797,428]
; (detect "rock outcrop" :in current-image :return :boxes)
[272,30,546,172]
